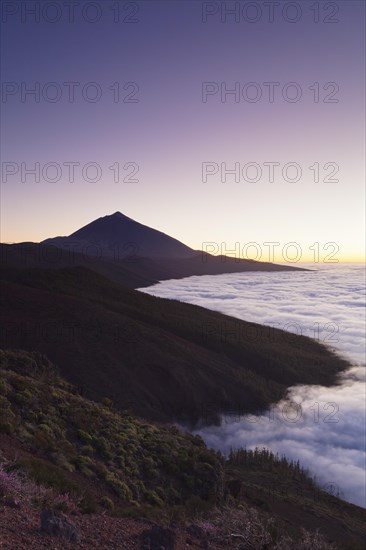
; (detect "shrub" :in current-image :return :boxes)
[144,489,163,507]
[41,492,80,514]
[81,444,94,456]
[100,496,114,511]
[0,421,15,435]
[77,429,92,444]
[74,455,95,477]
[38,423,54,437]
[0,395,12,410]
[106,475,133,501]
[16,458,79,496]
[0,378,9,395]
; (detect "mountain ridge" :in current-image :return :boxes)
[42,211,198,260]
[1,212,309,287]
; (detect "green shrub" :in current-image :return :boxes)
[79,494,98,514]
[74,455,95,476]
[38,423,54,437]
[106,475,133,501]
[0,379,9,395]
[0,421,15,435]
[144,489,164,506]
[0,395,12,410]
[16,458,79,496]
[57,439,75,457]
[77,429,92,443]
[32,427,56,452]
[81,444,94,456]
[60,461,75,473]
[100,496,114,511]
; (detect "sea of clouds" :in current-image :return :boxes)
[140,263,366,507]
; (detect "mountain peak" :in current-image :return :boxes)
[106,211,137,223]
[42,212,196,259]
[111,211,124,217]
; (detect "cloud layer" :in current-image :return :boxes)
[140,263,366,507]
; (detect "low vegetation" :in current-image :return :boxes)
[1,349,365,549]
[0,349,223,512]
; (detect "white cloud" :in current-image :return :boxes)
[140,263,366,507]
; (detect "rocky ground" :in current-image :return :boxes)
[0,502,225,550]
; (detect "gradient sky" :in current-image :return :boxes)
[1,0,365,262]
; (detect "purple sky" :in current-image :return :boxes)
[1,0,365,261]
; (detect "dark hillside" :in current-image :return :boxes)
[0,241,307,290]
[0,266,349,424]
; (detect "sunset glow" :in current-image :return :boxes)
[1,1,365,263]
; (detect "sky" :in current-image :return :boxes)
[1,0,365,262]
[141,263,366,506]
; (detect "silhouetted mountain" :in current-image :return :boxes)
[42,211,196,259]
[2,212,308,288]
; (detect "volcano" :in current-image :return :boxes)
[43,211,197,259]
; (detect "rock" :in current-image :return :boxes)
[40,508,79,542]
[140,525,176,550]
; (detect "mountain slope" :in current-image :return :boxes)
[1,241,307,292]
[0,350,364,549]
[0,265,349,424]
[38,211,308,278]
[0,242,160,288]
[42,211,197,259]
[0,348,223,508]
